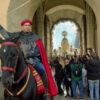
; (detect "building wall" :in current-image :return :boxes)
[0,0,98,55]
[0,0,10,28]
[0,0,44,32]
[85,0,100,56]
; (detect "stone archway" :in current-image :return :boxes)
[0,0,98,55]
[45,3,97,58]
[49,19,84,57]
[46,5,85,15]
[45,5,86,58]
[0,0,98,57]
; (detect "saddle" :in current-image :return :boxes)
[29,65,46,94]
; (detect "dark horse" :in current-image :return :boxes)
[0,40,43,100]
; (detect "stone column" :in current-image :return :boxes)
[96,22,100,56]
[79,30,82,55]
[33,5,45,44]
[85,3,95,49]
[81,16,86,55]
[50,32,53,59]
[76,15,84,55]
[46,20,51,60]
[85,0,100,57]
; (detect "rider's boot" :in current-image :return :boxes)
[41,73,51,100]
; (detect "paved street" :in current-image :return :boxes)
[0,81,89,100]
[53,94,89,100]
[53,89,89,100]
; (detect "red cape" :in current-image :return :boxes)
[35,40,58,97]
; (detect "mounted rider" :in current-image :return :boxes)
[0,19,58,99]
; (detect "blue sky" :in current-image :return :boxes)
[52,21,79,49]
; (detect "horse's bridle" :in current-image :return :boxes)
[1,42,27,83]
[1,42,19,73]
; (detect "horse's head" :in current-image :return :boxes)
[0,39,19,88]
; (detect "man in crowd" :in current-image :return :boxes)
[54,57,64,95]
[86,53,100,100]
[64,58,73,97]
[70,56,83,99]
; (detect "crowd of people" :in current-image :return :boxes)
[50,48,100,100]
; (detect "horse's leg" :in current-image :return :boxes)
[35,94,43,100]
[4,90,20,100]
[4,90,9,100]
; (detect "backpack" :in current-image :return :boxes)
[73,64,81,77]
